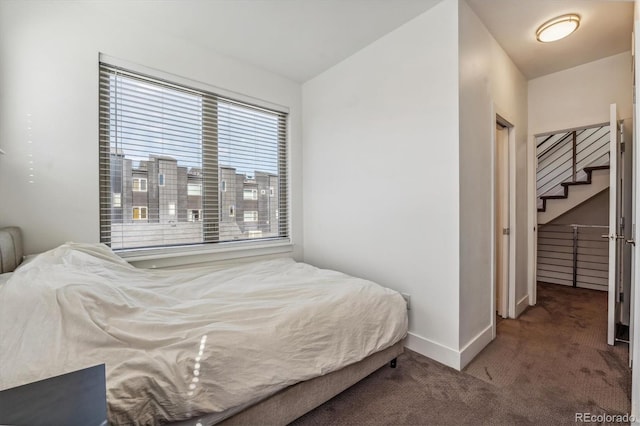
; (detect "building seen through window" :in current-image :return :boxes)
[100,64,287,250]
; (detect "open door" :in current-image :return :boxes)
[495,123,509,318]
[608,104,622,346]
[620,117,634,366]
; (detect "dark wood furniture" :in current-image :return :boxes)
[0,364,107,426]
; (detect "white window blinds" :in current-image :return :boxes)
[99,63,288,250]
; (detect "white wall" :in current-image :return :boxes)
[550,189,609,226]
[529,52,632,136]
[302,0,462,367]
[458,1,529,364]
[0,1,303,261]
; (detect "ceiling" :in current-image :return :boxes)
[106,0,443,83]
[466,0,634,79]
[106,0,633,83]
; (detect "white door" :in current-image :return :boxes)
[629,117,636,366]
[608,104,621,345]
[496,123,509,318]
[631,20,640,420]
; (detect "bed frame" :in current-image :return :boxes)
[0,227,404,425]
[217,340,403,425]
[0,227,23,274]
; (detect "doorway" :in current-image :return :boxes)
[532,108,633,350]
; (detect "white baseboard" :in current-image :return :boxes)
[515,294,529,318]
[405,324,495,371]
[405,332,461,370]
[459,323,493,369]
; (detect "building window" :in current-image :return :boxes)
[243,188,258,200]
[133,206,148,220]
[112,193,122,208]
[188,209,202,222]
[132,178,147,192]
[244,211,258,222]
[269,187,275,197]
[99,62,288,250]
[188,183,202,196]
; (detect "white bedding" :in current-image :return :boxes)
[0,243,407,424]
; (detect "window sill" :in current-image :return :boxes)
[117,239,293,269]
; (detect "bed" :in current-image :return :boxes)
[0,227,408,425]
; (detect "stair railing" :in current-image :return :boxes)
[536,124,610,200]
[537,223,608,290]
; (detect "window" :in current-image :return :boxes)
[112,193,122,208]
[244,211,258,222]
[99,62,288,250]
[269,187,275,197]
[132,178,147,192]
[133,206,148,220]
[188,209,202,222]
[188,183,202,196]
[243,188,258,200]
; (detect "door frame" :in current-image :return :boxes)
[528,134,537,307]
[495,122,510,318]
[492,112,517,338]
[608,104,620,346]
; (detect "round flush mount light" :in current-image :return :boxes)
[536,14,580,43]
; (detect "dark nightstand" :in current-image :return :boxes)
[0,364,107,426]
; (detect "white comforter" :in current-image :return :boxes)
[0,243,407,424]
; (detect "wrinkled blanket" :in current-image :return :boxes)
[0,243,407,424]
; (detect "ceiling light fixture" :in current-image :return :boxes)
[536,14,580,43]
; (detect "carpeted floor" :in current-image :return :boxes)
[292,283,631,425]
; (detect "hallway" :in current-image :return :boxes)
[465,282,630,416]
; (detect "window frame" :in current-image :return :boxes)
[243,210,258,222]
[187,183,202,196]
[188,209,202,222]
[98,57,291,260]
[243,188,258,201]
[132,206,148,220]
[132,177,148,192]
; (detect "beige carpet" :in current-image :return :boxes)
[465,283,630,412]
[292,283,631,425]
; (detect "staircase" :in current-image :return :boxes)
[536,124,610,225]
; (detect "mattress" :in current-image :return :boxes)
[0,243,408,424]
